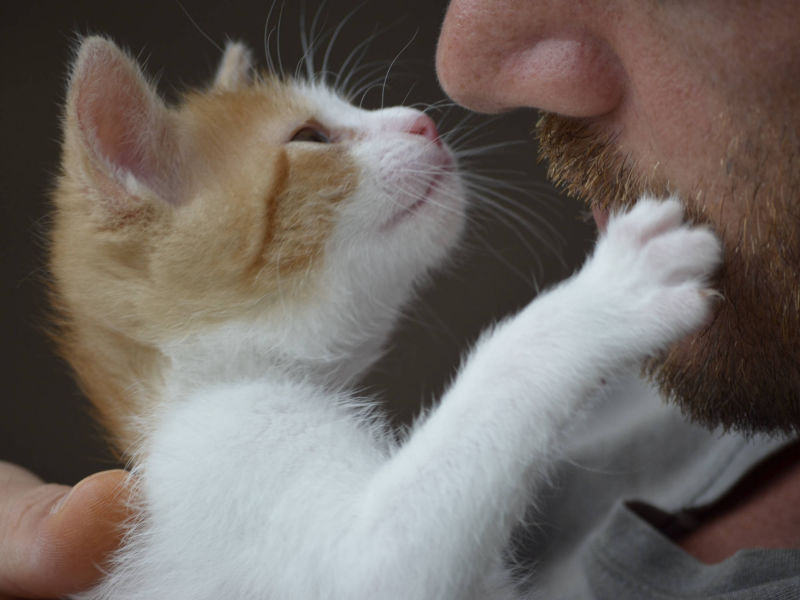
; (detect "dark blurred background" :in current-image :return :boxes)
[0,1,594,483]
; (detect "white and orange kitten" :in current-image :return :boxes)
[51,37,720,599]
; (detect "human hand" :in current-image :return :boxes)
[0,462,131,599]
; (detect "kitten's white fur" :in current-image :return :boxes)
[68,43,721,600]
[76,200,719,599]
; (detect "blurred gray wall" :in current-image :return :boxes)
[0,1,594,483]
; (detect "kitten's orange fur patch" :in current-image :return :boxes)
[51,47,358,453]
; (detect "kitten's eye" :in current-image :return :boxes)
[290,125,331,144]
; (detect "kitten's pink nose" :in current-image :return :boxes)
[407,114,441,146]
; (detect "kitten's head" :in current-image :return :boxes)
[52,37,465,371]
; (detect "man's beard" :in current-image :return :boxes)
[536,112,800,435]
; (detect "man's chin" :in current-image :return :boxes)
[644,253,800,437]
[536,110,800,437]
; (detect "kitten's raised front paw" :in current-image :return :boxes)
[582,196,722,356]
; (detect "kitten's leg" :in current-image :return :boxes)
[342,197,721,598]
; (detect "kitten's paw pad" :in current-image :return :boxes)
[586,196,722,351]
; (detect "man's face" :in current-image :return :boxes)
[437,0,800,434]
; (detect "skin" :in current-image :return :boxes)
[0,464,131,599]
[437,0,800,564]
[437,0,800,198]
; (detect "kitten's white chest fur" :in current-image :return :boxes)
[79,199,719,600]
[55,39,721,600]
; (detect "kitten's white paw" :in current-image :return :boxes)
[580,196,722,356]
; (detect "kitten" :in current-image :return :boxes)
[51,37,721,599]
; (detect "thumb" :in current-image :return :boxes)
[0,464,131,599]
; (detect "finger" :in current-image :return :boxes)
[0,462,69,598]
[0,467,131,599]
[35,469,132,597]
[0,461,46,488]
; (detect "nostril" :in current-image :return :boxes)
[408,114,441,146]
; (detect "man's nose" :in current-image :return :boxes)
[436,0,625,118]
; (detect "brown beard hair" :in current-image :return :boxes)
[536,112,800,436]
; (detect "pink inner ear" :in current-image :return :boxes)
[73,42,176,201]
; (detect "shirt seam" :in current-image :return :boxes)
[590,535,800,599]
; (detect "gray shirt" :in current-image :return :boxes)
[519,375,800,598]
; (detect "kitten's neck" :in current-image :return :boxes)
[67,257,415,452]
[161,315,391,395]
[58,318,164,453]
[158,271,414,393]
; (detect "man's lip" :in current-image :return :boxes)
[592,205,609,233]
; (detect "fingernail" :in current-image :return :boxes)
[49,488,73,516]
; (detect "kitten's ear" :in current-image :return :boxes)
[65,36,182,214]
[213,41,253,91]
